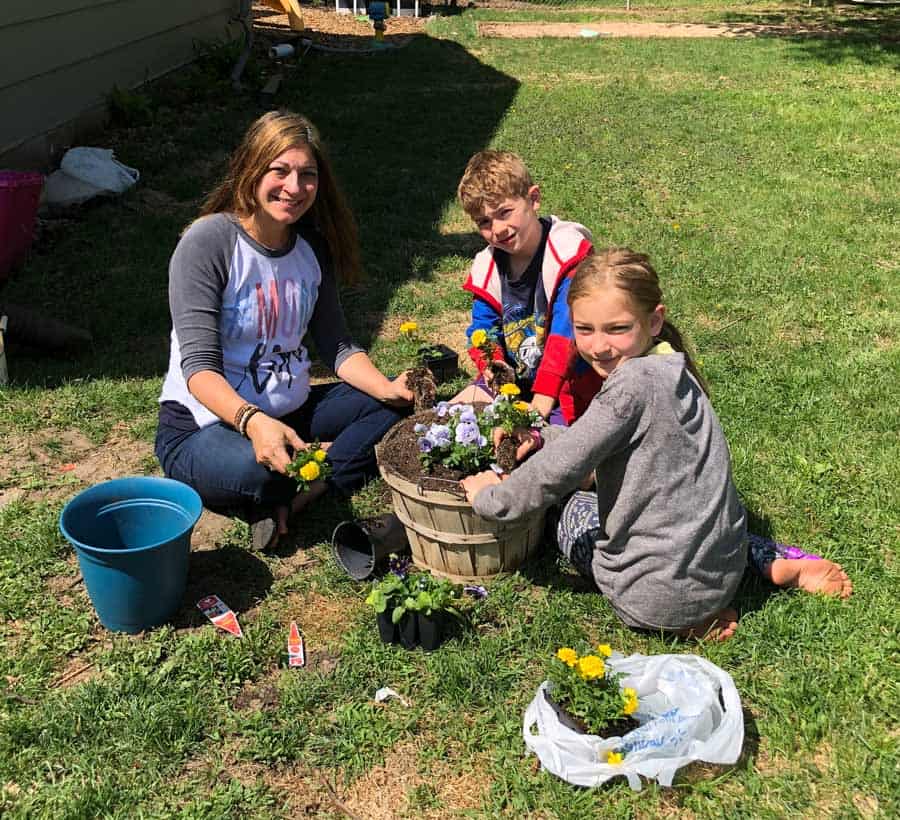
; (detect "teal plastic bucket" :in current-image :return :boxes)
[59,477,202,633]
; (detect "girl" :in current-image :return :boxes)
[156,110,412,551]
[462,248,851,640]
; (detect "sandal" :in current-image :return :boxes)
[250,517,279,552]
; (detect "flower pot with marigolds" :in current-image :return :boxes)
[545,643,640,759]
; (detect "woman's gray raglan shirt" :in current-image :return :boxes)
[472,353,747,630]
[159,213,364,428]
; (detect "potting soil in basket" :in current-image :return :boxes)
[523,652,744,791]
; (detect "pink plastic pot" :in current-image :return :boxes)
[0,171,44,285]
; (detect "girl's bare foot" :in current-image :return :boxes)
[767,558,853,599]
[674,608,739,642]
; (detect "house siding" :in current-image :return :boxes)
[0,0,240,168]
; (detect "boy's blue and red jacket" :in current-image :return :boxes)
[462,216,592,421]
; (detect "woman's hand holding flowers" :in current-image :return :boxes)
[245,412,306,475]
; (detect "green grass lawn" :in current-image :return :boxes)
[1,3,898,817]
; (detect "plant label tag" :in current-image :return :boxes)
[197,595,243,638]
[288,620,305,667]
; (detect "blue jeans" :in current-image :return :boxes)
[155,382,406,517]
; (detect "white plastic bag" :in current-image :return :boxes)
[60,147,139,194]
[522,652,744,791]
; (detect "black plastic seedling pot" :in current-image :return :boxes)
[375,611,446,651]
[417,612,444,651]
[419,344,459,384]
[377,612,397,644]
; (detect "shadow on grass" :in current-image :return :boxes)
[720,4,900,67]
[174,544,274,627]
[4,30,518,384]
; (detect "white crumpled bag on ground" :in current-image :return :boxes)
[60,147,139,194]
[523,652,744,791]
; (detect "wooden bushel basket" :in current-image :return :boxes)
[375,426,545,582]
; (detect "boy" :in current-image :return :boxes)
[456,150,592,422]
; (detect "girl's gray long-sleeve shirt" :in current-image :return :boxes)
[472,353,747,630]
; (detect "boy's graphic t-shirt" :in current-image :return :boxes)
[496,217,551,383]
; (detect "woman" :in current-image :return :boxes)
[156,110,411,550]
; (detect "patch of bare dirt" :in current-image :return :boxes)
[190,509,237,553]
[44,572,85,609]
[233,678,281,713]
[477,20,862,39]
[0,423,155,506]
[52,654,103,688]
[253,3,427,52]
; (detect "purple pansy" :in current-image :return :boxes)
[455,421,481,445]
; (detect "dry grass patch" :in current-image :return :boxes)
[340,738,492,819]
[276,590,363,647]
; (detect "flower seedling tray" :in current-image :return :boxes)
[419,344,458,384]
[376,611,446,651]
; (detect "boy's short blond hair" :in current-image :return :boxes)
[457,150,534,218]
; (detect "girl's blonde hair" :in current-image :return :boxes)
[198,110,361,283]
[567,247,707,392]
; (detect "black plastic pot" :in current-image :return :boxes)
[332,517,408,581]
[377,611,398,644]
[398,613,418,650]
[419,344,458,384]
[417,612,444,651]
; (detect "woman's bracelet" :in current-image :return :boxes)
[239,407,261,437]
[233,402,253,430]
[233,402,260,437]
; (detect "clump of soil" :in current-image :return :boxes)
[484,360,516,394]
[495,436,518,474]
[406,366,437,412]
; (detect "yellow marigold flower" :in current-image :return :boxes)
[556,647,578,667]
[513,401,530,412]
[399,321,418,335]
[623,696,638,716]
[470,329,488,347]
[622,687,636,699]
[606,751,623,765]
[313,449,327,463]
[499,383,521,397]
[576,655,605,680]
[299,461,321,482]
[596,643,613,657]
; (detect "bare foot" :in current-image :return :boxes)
[767,558,853,599]
[674,608,739,642]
